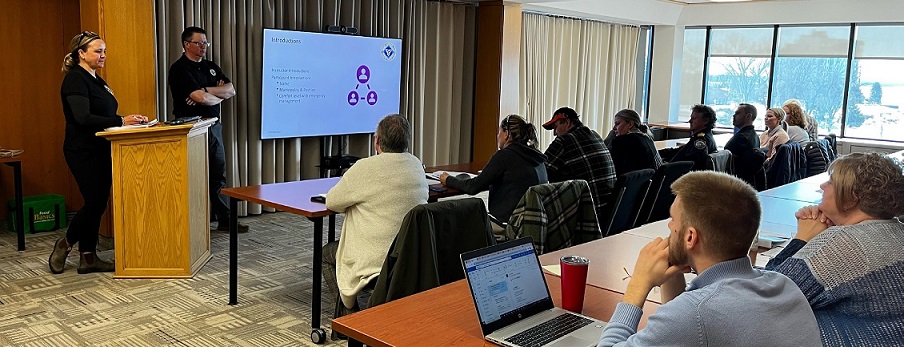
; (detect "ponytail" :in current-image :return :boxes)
[501,114,540,150]
[61,52,77,73]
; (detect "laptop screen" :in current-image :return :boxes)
[461,237,553,334]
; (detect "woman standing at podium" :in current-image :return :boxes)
[48,31,147,274]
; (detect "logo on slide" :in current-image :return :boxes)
[381,42,397,61]
[348,65,378,107]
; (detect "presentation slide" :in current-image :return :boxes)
[261,29,402,139]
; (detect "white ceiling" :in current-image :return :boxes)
[495,0,903,26]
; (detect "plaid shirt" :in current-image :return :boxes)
[544,126,616,219]
[505,180,602,254]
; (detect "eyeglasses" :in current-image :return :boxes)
[186,41,211,48]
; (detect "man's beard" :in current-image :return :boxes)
[668,228,689,266]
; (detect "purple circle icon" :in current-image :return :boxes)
[357,65,370,83]
[366,91,378,105]
[347,91,359,106]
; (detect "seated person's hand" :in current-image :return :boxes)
[794,205,821,220]
[439,172,449,186]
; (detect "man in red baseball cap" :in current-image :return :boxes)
[542,107,616,220]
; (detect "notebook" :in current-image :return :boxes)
[460,237,605,347]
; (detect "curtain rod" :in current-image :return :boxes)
[522,9,642,28]
[429,0,479,7]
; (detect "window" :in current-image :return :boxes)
[678,24,904,142]
[678,28,706,122]
[706,28,774,129]
[636,26,654,121]
[772,26,850,135]
[846,25,904,141]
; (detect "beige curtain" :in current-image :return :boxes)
[154,0,475,215]
[520,12,640,150]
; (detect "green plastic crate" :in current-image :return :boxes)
[7,194,66,234]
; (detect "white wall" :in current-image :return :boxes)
[652,0,904,125]
[678,0,904,26]
[522,0,683,25]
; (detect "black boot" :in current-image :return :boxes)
[48,238,72,274]
[77,252,115,274]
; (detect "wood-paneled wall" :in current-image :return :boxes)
[473,2,521,163]
[0,0,156,235]
[0,0,81,220]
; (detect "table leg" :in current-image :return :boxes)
[328,214,335,243]
[5,162,25,251]
[229,197,239,305]
[309,216,326,343]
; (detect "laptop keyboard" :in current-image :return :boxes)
[504,313,594,347]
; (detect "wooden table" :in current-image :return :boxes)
[758,174,824,203]
[539,233,664,303]
[221,178,340,340]
[332,273,659,347]
[0,155,25,250]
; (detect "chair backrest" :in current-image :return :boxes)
[505,180,602,254]
[766,142,807,189]
[824,134,838,162]
[732,149,766,190]
[600,169,655,237]
[707,150,733,173]
[804,138,832,177]
[635,161,694,227]
[368,198,494,307]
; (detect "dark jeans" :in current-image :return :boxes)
[322,241,341,303]
[208,121,230,222]
[64,147,112,253]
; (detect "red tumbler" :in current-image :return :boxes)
[560,255,590,313]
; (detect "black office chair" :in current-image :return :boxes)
[734,149,767,191]
[367,198,495,308]
[706,150,733,173]
[635,161,694,227]
[765,142,807,189]
[600,169,655,237]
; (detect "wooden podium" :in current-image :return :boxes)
[97,118,216,278]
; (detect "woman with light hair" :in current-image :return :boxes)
[608,109,662,175]
[759,107,790,162]
[49,31,148,275]
[783,99,818,140]
[766,152,904,346]
[782,105,809,143]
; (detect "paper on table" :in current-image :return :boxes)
[426,178,440,185]
[542,264,561,276]
[104,119,159,131]
[428,171,477,180]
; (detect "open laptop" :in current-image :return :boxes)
[460,237,606,347]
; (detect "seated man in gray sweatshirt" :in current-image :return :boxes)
[598,171,821,347]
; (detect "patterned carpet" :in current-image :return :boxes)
[0,212,349,347]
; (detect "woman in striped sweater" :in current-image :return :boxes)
[766,152,904,347]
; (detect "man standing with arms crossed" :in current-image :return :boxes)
[169,26,248,233]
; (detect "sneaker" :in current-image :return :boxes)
[48,238,72,274]
[77,252,115,274]
[215,222,249,233]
